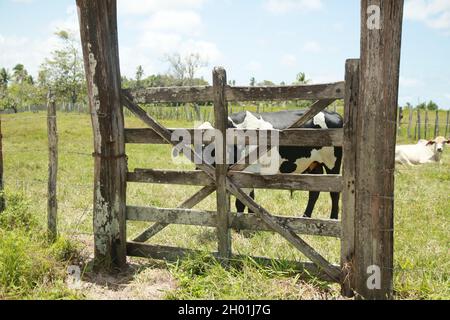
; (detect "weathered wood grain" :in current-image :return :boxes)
[290,99,336,128]
[124,82,344,104]
[126,242,340,283]
[225,82,345,102]
[132,185,216,243]
[125,128,344,147]
[354,0,404,300]
[47,92,58,242]
[0,112,4,213]
[213,67,232,260]
[341,59,360,297]
[124,86,214,104]
[126,206,342,238]
[128,169,343,192]
[77,0,127,271]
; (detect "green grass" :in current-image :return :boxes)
[1,111,449,300]
[0,192,82,299]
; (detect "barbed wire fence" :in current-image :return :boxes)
[0,105,448,283]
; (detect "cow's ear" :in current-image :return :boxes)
[446,139,450,144]
[426,140,436,146]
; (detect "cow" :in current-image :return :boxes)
[395,136,450,165]
[197,109,343,220]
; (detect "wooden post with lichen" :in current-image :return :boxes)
[0,114,4,213]
[76,0,127,271]
[213,67,232,260]
[354,0,404,300]
[47,91,58,242]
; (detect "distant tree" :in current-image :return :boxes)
[257,80,275,86]
[416,102,427,110]
[0,68,11,88]
[294,72,310,85]
[280,81,286,86]
[250,77,256,86]
[165,53,208,86]
[426,100,438,111]
[135,65,144,88]
[40,30,85,108]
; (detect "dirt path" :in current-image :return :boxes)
[69,235,177,300]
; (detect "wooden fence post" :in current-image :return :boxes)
[47,91,58,242]
[341,59,360,297]
[424,109,428,139]
[213,67,232,260]
[417,109,421,140]
[407,107,413,139]
[354,0,404,300]
[445,111,449,137]
[397,107,403,136]
[77,0,127,271]
[0,114,4,213]
[434,110,439,137]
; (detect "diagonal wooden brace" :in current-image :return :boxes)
[133,185,216,242]
[122,93,341,281]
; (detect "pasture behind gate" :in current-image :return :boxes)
[2,111,448,299]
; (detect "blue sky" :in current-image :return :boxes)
[1,0,449,108]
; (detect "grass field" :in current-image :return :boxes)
[0,110,448,300]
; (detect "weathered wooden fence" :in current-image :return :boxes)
[76,0,404,300]
[401,107,449,140]
[123,70,347,283]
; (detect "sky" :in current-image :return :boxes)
[1,0,449,108]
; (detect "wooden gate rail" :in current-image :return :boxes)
[127,169,343,193]
[124,81,345,104]
[125,128,344,147]
[126,242,340,283]
[127,206,342,238]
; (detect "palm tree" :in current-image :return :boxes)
[295,72,310,85]
[12,64,28,84]
[0,68,10,88]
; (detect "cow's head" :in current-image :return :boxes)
[426,136,450,154]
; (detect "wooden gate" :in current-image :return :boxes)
[120,63,359,292]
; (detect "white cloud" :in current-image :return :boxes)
[117,0,221,78]
[280,54,298,67]
[118,0,206,16]
[302,41,322,53]
[405,0,450,32]
[400,76,423,88]
[141,10,203,36]
[309,73,343,84]
[264,0,323,14]
[0,5,81,76]
[0,34,55,76]
[11,0,34,3]
[246,60,262,73]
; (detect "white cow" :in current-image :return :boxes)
[395,136,450,165]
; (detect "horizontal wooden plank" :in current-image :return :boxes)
[225,82,345,102]
[128,170,343,192]
[124,86,214,104]
[128,169,214,186]
[126,242,340,283]
[229,172,343,192]
[125,128,344,147]
[126,206,342,238]
[124,82,344,104]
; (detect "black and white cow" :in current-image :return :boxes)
[198,109,343,220]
